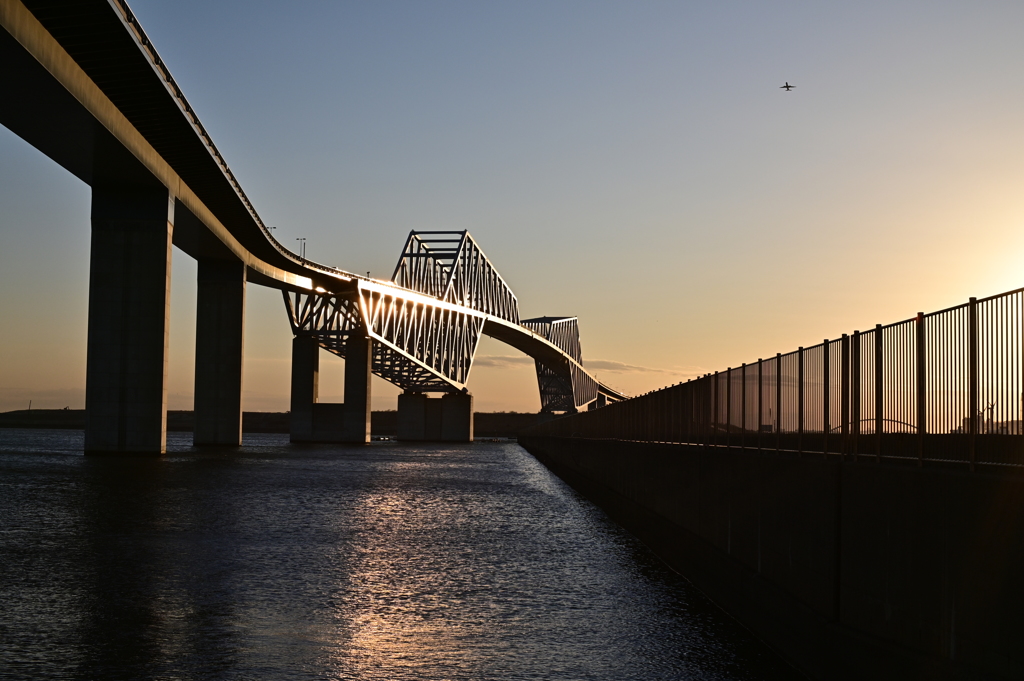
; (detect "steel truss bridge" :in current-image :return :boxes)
[0,0,623,452]
[283,229,624,409]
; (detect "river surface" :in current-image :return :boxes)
[0,429,800,681]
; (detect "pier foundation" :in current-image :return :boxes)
[290,332,372,443]
[397,392,473,442]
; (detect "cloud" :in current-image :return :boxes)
[473,355,535,368]
[584,359,661,373]
[585,360,706,378]
[473,355,706,380]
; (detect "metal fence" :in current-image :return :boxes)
[526,288,1024,468]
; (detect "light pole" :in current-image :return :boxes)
[296,237,306,259]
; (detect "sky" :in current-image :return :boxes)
[2,0,1024,413]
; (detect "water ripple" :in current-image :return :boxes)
[0,430,799,680]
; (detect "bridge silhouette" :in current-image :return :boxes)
[0,0,623,453]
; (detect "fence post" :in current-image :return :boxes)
[670,384,678,443]
[798,347,804,454]
[726,368,732,448]
[665,387,672,442]
[776,353,782,452]
[713,371,719,449]
[916,312,926,466]
[674,383,681,443]
[675,383,682,443]
[841,334,850,457]
[741,363,747,448]
[969,297,978,470]
[702,375,708,449]
[758,358,763,453]
[852,331,860,461]
[875,324,883,463]
[823,340,830,457]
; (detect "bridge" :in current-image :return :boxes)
[5,3,1024,680]
[0,0,623,454]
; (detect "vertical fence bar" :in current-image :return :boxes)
[675,383,682,443]
[702,376,709,446]
[726,368,732,447]
[841,334,850,457]
[969,297,978,470]
[671,382,679,440]
[701,376,706,447]
[852,331,860,460]
[758,358,763,452]
[916,312,926,465]
[823,340,831,456]
[798,347,804,454]
[875,324,883,463]
[713,371,719,449]
[741,363,747,448]
[776,353,782,452]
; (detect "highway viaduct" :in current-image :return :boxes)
[0,0,623,454]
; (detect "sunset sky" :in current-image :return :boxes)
[2,0,1024,413]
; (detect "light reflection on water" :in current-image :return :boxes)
[0,429,799,680]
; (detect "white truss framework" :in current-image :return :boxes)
[521,316,599,412]
[282,231,624,407]
[283,282,487,393]
[392,231,519,323]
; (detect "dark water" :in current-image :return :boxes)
[0,429,800,681]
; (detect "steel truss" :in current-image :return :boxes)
[392,231,519,323]
[283,231,621,408]
[283,283,486,392]
[522,316,599,412]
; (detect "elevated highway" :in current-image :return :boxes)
[0,0,624,452]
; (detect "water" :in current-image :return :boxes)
[0,429,800,681]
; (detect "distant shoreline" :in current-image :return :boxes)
[0,409,543,438]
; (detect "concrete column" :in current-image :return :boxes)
[85,187,174,454]
[289,335,319,442]
[397,391,473,442]
[441,393,474,442]
[397,392,428,440]
[425,398,443,440]
[193,259,245,446]
[341,331,372,443]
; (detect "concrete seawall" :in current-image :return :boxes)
[0,409,543,437]
[518,435,1024,681]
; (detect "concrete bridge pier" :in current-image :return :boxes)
[341,331,372,443]
[84,187,174,455]
[289,331,372,443]
[289,335,319,441]
[397,392,474,442]
[193,259,245,446]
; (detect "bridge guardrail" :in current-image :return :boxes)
[525,286,1024,469]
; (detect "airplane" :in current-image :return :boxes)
[780,82,795,91]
